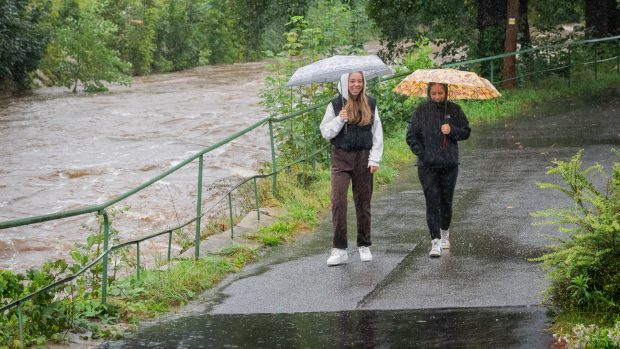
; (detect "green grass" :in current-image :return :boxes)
[110,247,257,320]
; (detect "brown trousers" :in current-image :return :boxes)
[330,147,373,249]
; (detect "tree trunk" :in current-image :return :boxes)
[502,0,519,89]
[477,0,507,81]
[584,0,617,37]
[518,0,531,48]
[607,0,620,35]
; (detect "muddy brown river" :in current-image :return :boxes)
[0,62,272,272]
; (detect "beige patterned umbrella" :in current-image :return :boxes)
[393,68,501,100]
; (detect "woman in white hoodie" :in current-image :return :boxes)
[320,71,384,266]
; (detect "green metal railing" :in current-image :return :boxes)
[440,35,620,87]
[1,33,619,346]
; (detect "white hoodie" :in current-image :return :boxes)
[319,73,384,167]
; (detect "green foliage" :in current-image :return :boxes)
[0,262,84,348]
[529,0,583,31]
[106,245,256,321]
[95,0,159,76]
[251,222,296,246]
[41,4,132,92]
[229,0,309,59]
[0,209,128,348]
[152,0,204,72]
[367,0,475,62]
[569,321,620,348]
[532,150,620,315]
[72,207,131,295]
[305,0,374,54]
[284,201,318,227]
[0,0,52,93]
[374,128,411,185]
[218,245,258,268]
[197,0,244,64]
[367,40,434,133]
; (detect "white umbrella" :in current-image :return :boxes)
[286,54,393,87]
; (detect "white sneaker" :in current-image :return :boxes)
[440,229,450,249]
[429,239,441,257]
[359,246,372,262]
[327,248,348,266]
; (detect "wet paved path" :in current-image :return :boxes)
[100,91,620,348]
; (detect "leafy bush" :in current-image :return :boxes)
[533,150,620,315]
[569,321,620,349]
[0,0,51,93]
[0,263,90,348]
[41,4,132,92]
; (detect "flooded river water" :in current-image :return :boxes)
[0,61,271,271]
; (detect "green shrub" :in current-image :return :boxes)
[569,321,620,349]
[532,150,620,314]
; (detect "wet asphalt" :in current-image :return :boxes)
[99,89,620,348]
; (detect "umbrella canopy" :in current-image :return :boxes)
[286,54,393,87]
[393,68,501,100]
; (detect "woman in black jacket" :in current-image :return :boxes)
[406,82,470,257]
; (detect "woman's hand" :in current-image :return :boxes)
[369,166,379,173]
[441,123,451,135]
[338,109,348,122]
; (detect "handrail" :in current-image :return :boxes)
[443,34,620,68]
[270,100,330,122]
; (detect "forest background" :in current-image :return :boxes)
[2,0,620,95]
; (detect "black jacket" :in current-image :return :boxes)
[406,100,470,168]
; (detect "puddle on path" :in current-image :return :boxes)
[99,306,552,348]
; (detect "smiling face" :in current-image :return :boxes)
[348,72,364,98]
[429,83,447,102]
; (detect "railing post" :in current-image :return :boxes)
[228,193,234,239]
[312,112,317,174]
[100,209,110,305]
[594,42,598,80]
[617,39,619,74]
[195,154,204,259]
[489,60,494,84]
[136,242,141,281]
[18,302,24,348]
[167,231,172,270]
[567,44,572,87]
[268,119,277,196]
[253,177,260,222]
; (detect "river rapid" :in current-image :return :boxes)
[0,61,272,272]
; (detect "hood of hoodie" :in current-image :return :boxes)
[337,72,367,101]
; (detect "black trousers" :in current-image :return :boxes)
[331,148,373,249]
[417,166,459,240]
